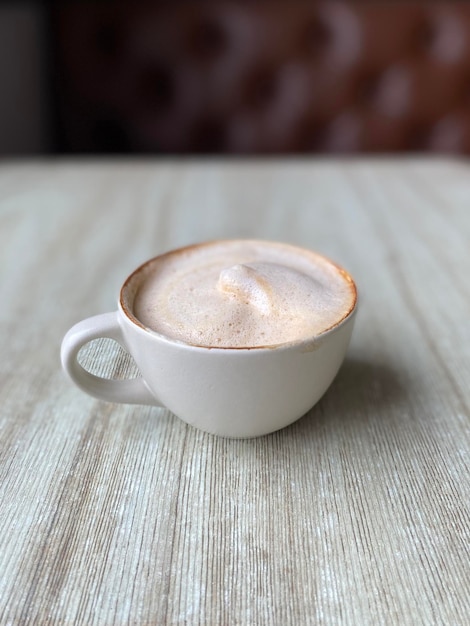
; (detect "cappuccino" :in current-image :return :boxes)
[131,240,356,348]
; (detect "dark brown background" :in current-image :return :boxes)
[4,1,470,155]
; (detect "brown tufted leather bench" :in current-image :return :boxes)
[54,1,470,154]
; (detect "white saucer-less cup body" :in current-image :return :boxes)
[61,246,357,438]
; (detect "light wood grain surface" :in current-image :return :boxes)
[0,159,469,625]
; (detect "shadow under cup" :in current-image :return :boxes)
[62,244,357,438]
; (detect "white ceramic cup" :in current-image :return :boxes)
[61,242,357,438]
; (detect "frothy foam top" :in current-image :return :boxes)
[131,240,356,348]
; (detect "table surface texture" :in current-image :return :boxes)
[0,158,469,626]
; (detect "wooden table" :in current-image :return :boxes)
[1,159,469,625]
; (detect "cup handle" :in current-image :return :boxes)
[61,312,160,406]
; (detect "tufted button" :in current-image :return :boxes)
[360,66,411,118]
[459,73,470,107]
[315,2,361,65]
[296,113,362,154]
[246,67,280,110]
[301,16,332,59]
[428,116,464,152]
[362,116,410,152]
[295,119,327,153]
[138,64,174,112]
[325,113,362,152]
[127,63,206,152]
[406,124,430,151]
[413,18,439,53]
[190,118,227,152]
[226,115,256,152]
[413,10,466,63]
[188,17,228,60]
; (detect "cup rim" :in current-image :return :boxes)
[119,239,358,351]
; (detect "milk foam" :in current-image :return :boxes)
[132,241,355,348]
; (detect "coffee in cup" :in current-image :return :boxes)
[132,240,355,348]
